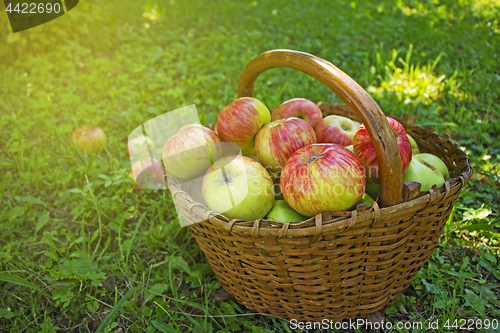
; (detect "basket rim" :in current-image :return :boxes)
[166,103,473,238]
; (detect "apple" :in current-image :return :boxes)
[176,124,201,134]
[414,153,450,180]
[403,158,445,191]
[255,117,317,173]
[345,145,354,152]
[353,117,412,182]
[127,135,153,158]
[280,144,366,217]
[271,98,323,129]
[71,126,107,154]
[365,180,380,199]
[202,155,275,221]
[215,97,271,153]
[266,200,308,223]
[129,157,165,189]
[162,124,222,181]
[407,134,420,155]
[315,115,360,146]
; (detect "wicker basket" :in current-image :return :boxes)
[166,50,473,321]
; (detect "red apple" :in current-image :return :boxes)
[129,157,165,189]
[315,115,360,146]
[352,117,412,183]
[255,117,316,173]
[271,98,323,129]
[280,144,366,217]
[215,97,271,155]
[71,126,107,154]
[162,125,223,180]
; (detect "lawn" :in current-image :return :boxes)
[0,0,499,332]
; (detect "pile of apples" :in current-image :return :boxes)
[158,97,450,223]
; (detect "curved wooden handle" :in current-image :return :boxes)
[238,49,403,207]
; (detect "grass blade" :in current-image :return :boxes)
[0,273,41,292]
[95,286,142,332]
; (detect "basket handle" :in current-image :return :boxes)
[237,49,403,207]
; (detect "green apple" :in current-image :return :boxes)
[407,134,420,155]
[345,145,354,152]
[266,200,308,223]
[365,180,380,199]
[355,193,375,208]
[202,155,275,221]
[414,153,450,180]
[403,158,445,191]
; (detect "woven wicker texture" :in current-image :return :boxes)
[167,102,472,321]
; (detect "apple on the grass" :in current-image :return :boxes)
[315,115,360,146]
[215,97,271,155]
[72,125,107,154]
[162,124,223,181]
[202,155,275,221]
[353,117,412,183]
[266,200,308,223]
[255,117,317,173]
[280,144,366,217]
[271,98,323,129]
[403,158,445,191]
[414,153,450,180]
[128,157,165,190]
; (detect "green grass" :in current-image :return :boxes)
[1,0,499,332]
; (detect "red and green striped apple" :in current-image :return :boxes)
[315,115,360,146]
[255,117,316,173]
[280,144,366,217]
[353,117,412,183]
[215,97,271,155]
[271,98,323,129]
